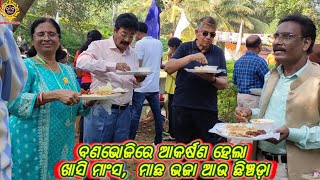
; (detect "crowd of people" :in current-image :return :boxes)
[0,11,319,180]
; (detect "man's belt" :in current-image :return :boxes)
[111,103,129,110]
[262,151,287,163]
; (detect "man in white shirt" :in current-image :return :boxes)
[129,22,163,145]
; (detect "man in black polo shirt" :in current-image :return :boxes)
[164,16,228,145]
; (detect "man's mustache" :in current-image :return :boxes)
[273,47,286,52]
[120,41,129,46]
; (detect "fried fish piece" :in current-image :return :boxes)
[80,89,91,95]
[245,130,266,137]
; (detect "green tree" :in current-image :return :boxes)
[14,0,119,58]
[117,0,268,42]
[155,0,268,42]
[262,0,320,42]
[179,0,268,32]
[7,0,35,31]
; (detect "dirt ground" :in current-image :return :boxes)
[125,106,171,180]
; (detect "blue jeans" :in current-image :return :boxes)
[129,92,163,144]
[83,103,131,143]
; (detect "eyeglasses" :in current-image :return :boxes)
[118,31,134,39]
[33,31,59,39]
[200,31,216,38]
[270,33,303,44]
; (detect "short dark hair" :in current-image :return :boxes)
[309,44,320,64]
[168,37,182,48]
[115,13,138,31]
[278,14,316,53]
[19,46,25,53]
[137,22,148,33]
[21,42,29,52]
[79,30,103,53]
[246,35,262,48]
[57,49,68,61]
[87,30,102,41]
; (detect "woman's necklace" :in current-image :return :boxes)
[36,54,74,128]
[36,54,71,90]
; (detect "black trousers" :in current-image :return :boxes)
[80,82,91,90]
[172,106,225,145]
[168,94,175,137]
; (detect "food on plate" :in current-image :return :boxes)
[80,89,91,95]
[246,130,266,137]
[194,65,218,70]
[251,119,274,123]
[80,82,127,96]
[225,124,266,138]
[96,82,113,95]
[250,119,274,132]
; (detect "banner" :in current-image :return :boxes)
[173,9,190,38]
[215,31,273,46]
[235,20,243,54]
[144,0,161,39]
[225,42,246,61]
[55,12,59,25]
[54,141,279,179]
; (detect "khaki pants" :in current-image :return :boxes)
[237,93,260,108]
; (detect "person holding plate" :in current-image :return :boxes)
[76,13,145,144]
[235,14,320,179]
[74,29,103,143]
[8,18,94,179]
[129,22,164,145]
[164,16,228,145]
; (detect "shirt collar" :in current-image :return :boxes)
[245,51,258,56]
[192,39,214,52]
[276,60,309,78]
[142,36,153,39]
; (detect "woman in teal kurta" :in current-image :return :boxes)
[8,18,91,180]
[8,58,85,179]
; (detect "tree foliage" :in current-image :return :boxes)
[14,0,119,58]
[13,0,320,59]
[261,0,320,42]
[179,0,268,32]
[12,0,35,31]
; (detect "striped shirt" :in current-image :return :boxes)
[0,16,27,179]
